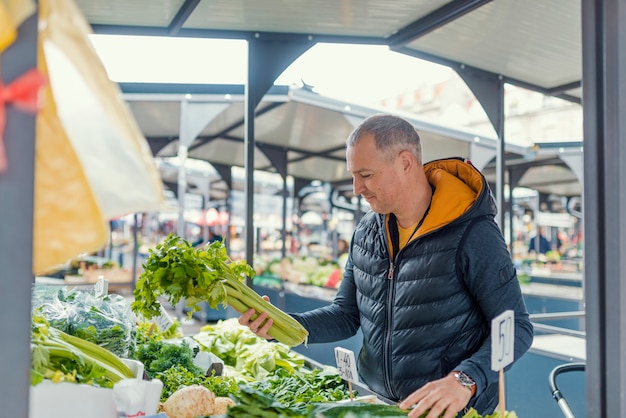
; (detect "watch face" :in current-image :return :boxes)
[455,372,475,388]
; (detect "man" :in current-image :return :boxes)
[528,227,551,254]
[240,114,533,417]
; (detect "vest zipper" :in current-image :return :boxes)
[387,262,395,280]
[383,264,397,398]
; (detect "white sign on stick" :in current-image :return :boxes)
[94,277,108,298]
[154,304,175,333]
[491,309,515,371]
[334,347,358,383]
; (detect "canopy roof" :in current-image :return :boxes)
[122,84,503,175]
[77,0,581,102]
[76,0,583,199]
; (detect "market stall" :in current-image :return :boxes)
[6,0,626,415]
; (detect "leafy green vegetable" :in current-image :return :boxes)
[133,338,202,378]
[308,401,411,417]
[31,315,134,388]
[70,304,133,358]
[32,286,136,358]
[226,383,306,417]
[155,364,240,402]
[227,384,407,418]
[193,318,305,381]
[132,234,308,346]
[250,367,352,413]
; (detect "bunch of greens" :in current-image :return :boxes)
[193,318,305,381]
[132,234,308,347]
[226,384,305,418]
[249,367,352,413]
[224,382,517,418]
[133,338,202,378]
[70,303,134,358]
[226,384,407,418]
[31,315,134,388]
[155,364,240,402]
[32,285,135,358]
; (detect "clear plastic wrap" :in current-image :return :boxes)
[32,285,136,358]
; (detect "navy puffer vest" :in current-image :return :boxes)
[352,205,490,402]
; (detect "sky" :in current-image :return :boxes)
[89,35,454,106]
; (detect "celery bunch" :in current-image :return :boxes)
[131,234,308,347]
[31,315,134,388]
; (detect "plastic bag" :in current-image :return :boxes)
[32,285,136,357]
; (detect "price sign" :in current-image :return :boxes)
[491,309,515,371]
[154,304,175,333]
[94,277,108,298]
[334,347,358,383]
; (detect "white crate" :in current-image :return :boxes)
[28,359,160,418]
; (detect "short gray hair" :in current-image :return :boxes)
[346,114,422,164]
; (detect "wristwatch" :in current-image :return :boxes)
[453,371,476,396]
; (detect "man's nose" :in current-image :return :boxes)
[353,177,364,195]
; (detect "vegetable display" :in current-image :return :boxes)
[131,234,308,347]
[249,367,354,413]
[133,319,241,402]
[226,384,409,418]
[133,338,202,378]
[155,364,240,402]
[31,315,134,388]
[32,285,136,357]
[261,256,343,288]
[28,246,519,418]
[193,318,305,381]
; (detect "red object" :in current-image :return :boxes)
[0,68,47,172]
[325,269,342,288]
[195,208,230,226]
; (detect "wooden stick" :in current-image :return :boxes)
[499,368,505,417]
[349,381,354,401]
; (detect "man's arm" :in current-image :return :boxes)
[454,218,534,397]
[290,255,361,343]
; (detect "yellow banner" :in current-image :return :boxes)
[0,0,36,52]
[34,0,163,274]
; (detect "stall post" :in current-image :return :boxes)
[0,11,38,417]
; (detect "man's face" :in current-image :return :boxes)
[346,133,403,214]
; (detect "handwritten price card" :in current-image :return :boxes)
[334,347,358,383]
[491,309,514,371]
[94,277,109,298]
[154,304,175,333]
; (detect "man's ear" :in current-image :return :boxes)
[399,150,414,171]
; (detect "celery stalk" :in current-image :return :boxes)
[31,316,134,387]
[52,328,134,379]
[132,234,309,347]
[223,280,308,346]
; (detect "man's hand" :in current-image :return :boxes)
[237,295,273,339]
[398,373,472,418]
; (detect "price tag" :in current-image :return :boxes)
[491,309,515,371]
[334,347,358,383]
[94,276,108,297]
[154,304,175,333]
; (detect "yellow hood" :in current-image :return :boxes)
[417,158,485,236]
